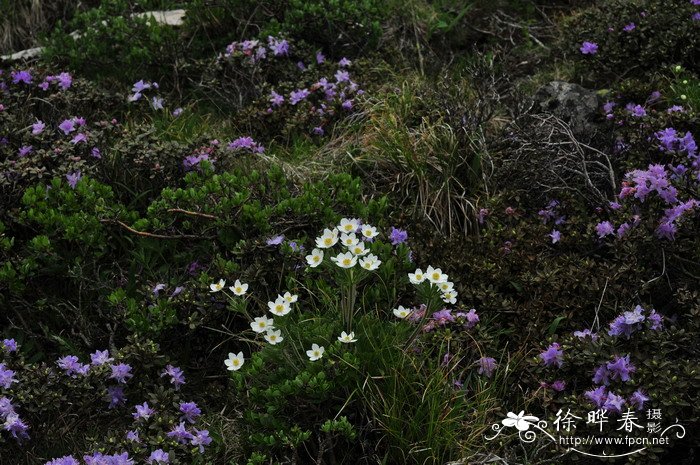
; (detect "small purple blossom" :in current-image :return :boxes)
[107,386,126,408]
[66,171,82,189]
[0,363,17,389]
[147,449,169,464]
[549,230,561,244]
[167,422,193,443]
[266,235,285,246]
[289,88,310,105]
[18,145,33,157]
[606,354,636,382]
[132,402,155,421]
[90,350,113,366]
[389,227,408,245]
[109,363,133,384]
[550,380,566,392]
[11,70,32,84]
[580,41,598,55]
[623,22,636,32]
[603,391,626,413]
[584,386,607,408]
[32,120,45,135]
[58,119,76,135]
[179,401,201,423]
[539,343,564,368]
[595,221,614,238]
[161,365,186,390]
[629,389,650,411]
[2,339,18,353]
[477,357,497,378]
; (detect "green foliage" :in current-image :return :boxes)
[41,0,182,83]
[566,0,700,84]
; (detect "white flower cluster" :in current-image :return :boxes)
[307,218,381,271]
[392,266,457,319]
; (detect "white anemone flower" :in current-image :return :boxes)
[337,218,360,233]
[360,224,379,239]
[251,316,274,333]
[426,265,448,284]
[338,331,357,343]
[349,242,369,256]
[442,290,458,304]
[224,352,244,371]
[359,253,381,271]
[306,248,324,267]
[306,343,325,361]
[210,279,226,292]
[229,279,248,296]
[268,298,291,316]
[315,228,339,249]
[393,305,411,319]
[340,232,359,247]
[408,269,426,284]
[331,252,357,269]
[282,292,298,304]
[439,281,454,293]
[264,329,283,345]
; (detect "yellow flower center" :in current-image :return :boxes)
[232,359,239,366]
[324,238,332,245]
[313,256,320,262]
[342,258,351,266]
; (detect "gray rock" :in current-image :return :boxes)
[1,46,43,61]
[133,9,187,26]
[533,81,601,137]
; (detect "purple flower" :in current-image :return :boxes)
[316,51,326,64]
[389,227,408,245]
[580,41,598,55]
[11,70,32,84]
[623,22,636,32]
[66,171,82,189]
[191,429,212,453]
[152,283,166,296]
[549,230,561,244]
[151,96,164,111]
[2,339,18,353]
[289,88,310,105]
[573,329,598,341]
[432,309,455,326]
[335,70,350,83]
[132,80,151,94]
[56,72,73,90]
[603,392,625,413]
[18,146,33,157]
[339,58,352,67]
[70,133,88,144]
[341,99,354,110]
[109,363,133,384]
[32,120,45,135]
[584,386,607,408]
[91,147,102,159]
[132,402,155,421]
[161,365,186,390]
[90,350,113,366]
[126,430,140,442]
[625,103,647,117]
[58,119,76,135]
[270,91,284,107]
[45,456,79,465]
[647,310,663,330]
[268,37,290,56]
[477,357,497,378]
[179,401,201,423]
[608,305,645,338]
[4,412,30,440]
[312,126,324,136]
[172,107,183,117]
[147,449,169,464]
[592,365,610,386]
[0,363,17,389]
[478,208,489,224]
[167,422,193,443]
[57,356,89,377]
[107,386,126,408]
[539,343,564,368]
[550,380,566,392]
[227,136,264,153]
[606,354,636,382]
[266,235,285,246]
[629,389,650,411]
[457,308,479,329]
[595,221,614,238]
[693,12,700,20]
